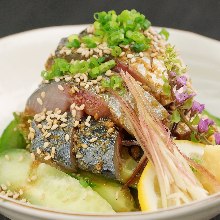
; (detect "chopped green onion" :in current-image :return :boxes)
[97,56,105,63]
[93,10,151,52]
[89,60,116,78]
[102,75,124,91]
[159,28,170,41]
[68,34,79,42]
[82,36,97,48]
[41,58,70,80]
[111,46,122,57]
[110,75,123,90]
[66,34,80,48]
[66,39,80,48]
[42,58,115,80]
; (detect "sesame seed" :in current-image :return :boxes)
[70,103,76,110]
[91,80,97,84]
[60,123,68,128]
[1,184,7,191]
[127,54,134,59]
[51,147,56,154]
[37,124,43,129]
[45,132,51,138]
[96,76,103,81]
[139,52,144,57]
[55,109,62,115]
[87,81,93,86]
[43,80,49,84]
[29,127,35,132]
[84,84,90,89]
[13,193,20,199]
[151,52,158,58]
[5,155,10,161]
[105,70,114,76]
[119,51,125,57]
[37,98,43,105]
[43,142,50,148]
[51,124,58,130]
[6,190,13,197]
[65,134,70,142]
[83,75,88,82]
[72,109,76,117]
[74,86,79,92]
[75,77,81,83]
[95,86,100,94]
[41,91,46,98]
[40,115,46,120]
[30,153,35,161]
[55,77,60,82]
[62,112,67,117]
[85,122,91,127]
[130,57,136,63]
[103,49,111,54]
[44,155,51,161]
[80,82,86,87]
[58,85,64,91]
[75,104,85,111]
[36,148,42,154]
[60,117,67,122]
[76,153,83,159]
[28,133,35,140]
[107,127,114,134]
[89,137,97,143]
[86,115,91,122]
[74,121,79,127]
[65,76,72,82]
[81,144,88,148]
[19,189,24,195]
[46,110,53,115]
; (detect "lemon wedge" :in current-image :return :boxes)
[138,140,205,211]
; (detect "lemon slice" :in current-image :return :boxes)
[138,162,158,211]
[138,140,205,211]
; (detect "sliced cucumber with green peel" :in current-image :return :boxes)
[0,149,115,213]
[78,171,137,212]
[0,149,32,191]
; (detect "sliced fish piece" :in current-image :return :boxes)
[30,112,77,171]
[74,117,121,178]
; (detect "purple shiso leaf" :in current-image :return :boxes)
[214,133,220,145]
[176,75,187,88]
[175,91,195,104]
[191,101,205,114]
[170,71,176,78]
[198,118,214,133]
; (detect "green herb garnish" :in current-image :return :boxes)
[171,110,181,123]
[159,28,170,41]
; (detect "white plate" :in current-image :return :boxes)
[0,26,220,220]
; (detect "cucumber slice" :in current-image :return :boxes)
[25,164,114,213]
[0,149,32,191]
[78,171,137,212]
[0,150,115,213]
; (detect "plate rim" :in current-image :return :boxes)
[0,25,220,218]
